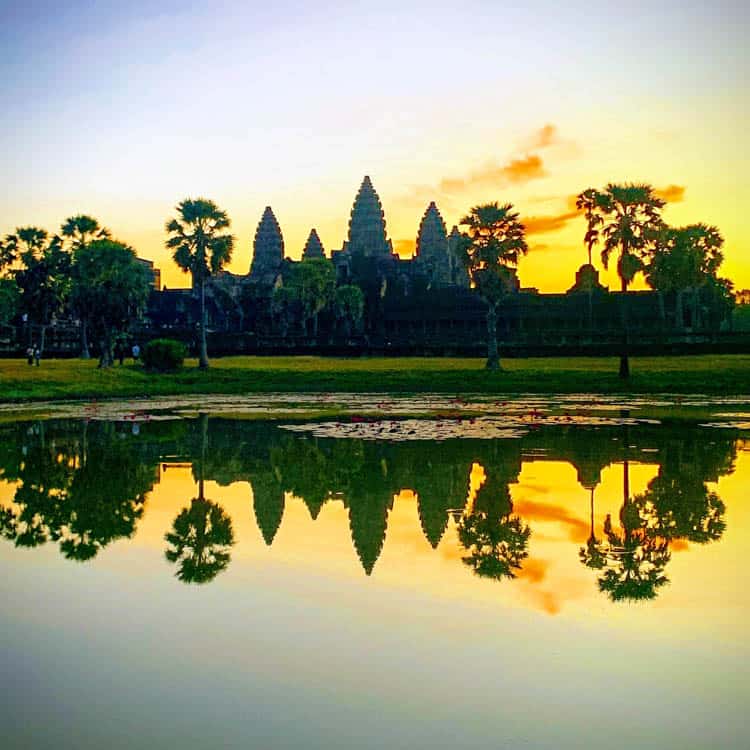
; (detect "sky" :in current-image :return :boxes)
[1,0,747,291]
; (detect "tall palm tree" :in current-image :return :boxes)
[575,188,603,267]
[165,199,234,369]
[61,215,111,358]
[579,184,664,378]
[458,203,528,370]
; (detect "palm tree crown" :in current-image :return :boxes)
[165,198,234,283]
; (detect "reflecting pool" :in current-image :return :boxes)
[1,407,748,749]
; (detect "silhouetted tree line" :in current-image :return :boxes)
[0,183,737,374]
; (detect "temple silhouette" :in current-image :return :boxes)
[140,176,733,356]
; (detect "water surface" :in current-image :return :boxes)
[1,409,747,749]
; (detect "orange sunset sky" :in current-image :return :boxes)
[1,1,747,292]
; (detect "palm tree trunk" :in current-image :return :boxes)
[486,302,500,370]
[40,325,46,355]
[619,278,630,379]
[199,279,209,370]
[98,330,113,368]
[80,320,90,359]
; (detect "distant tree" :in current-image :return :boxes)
[271,285,299,337]
[0,235,18,273]
[62,214,111,358]
[71,239,151,368]
[296,258,336,337]
[646,223,724,331]
[458,203,528,370]
[333,284,365,336]
[578,184,664,378]
[165,198,234,369]
[12,228,71,352]
[0,278,19,325]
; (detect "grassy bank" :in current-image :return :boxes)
[1,355,749,402]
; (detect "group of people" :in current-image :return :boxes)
[25,343,141,367]
[114,342,140,365]
[25,346,41,366]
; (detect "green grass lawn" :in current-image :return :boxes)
[1,354,749,402]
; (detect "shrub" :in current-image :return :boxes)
[142,338,187,372]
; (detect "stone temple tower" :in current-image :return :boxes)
[416,201,451,286]
[302,228,325,260]
[344,176,392,257]
[250,206,284,281]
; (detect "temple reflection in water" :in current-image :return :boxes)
[0,416,736,602]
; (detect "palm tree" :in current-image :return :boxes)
[458,203,528,370]
[575,188,603,267]
[62,215,111,359]
[646,223,724,332]
[165,199,234,369]
[61,215,110,248]
[12,230,71,352]
[579,184,664,378]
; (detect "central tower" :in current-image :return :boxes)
[344,176,392,257]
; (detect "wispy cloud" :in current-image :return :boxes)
[655,184,686,203]
[523,123,559,150]
[438,154,547,194]
[407,124,570,204]
[523,209,579,235]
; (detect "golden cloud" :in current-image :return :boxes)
[523,210,580,235]
[514,498,590,542]
[527,123,559,149]
[439,154,548,194]
[655,184,686,203]
[516,558,549,584]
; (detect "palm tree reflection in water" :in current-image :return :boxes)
[165,414,235,584]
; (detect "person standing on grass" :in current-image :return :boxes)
[26,346,33,365]
[132,343,140,362]
[33,346,40,366]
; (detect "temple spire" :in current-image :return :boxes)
[250,206,284,280]
[302,228,325,260]
[416,201,451,286]
[345,175,392,257]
